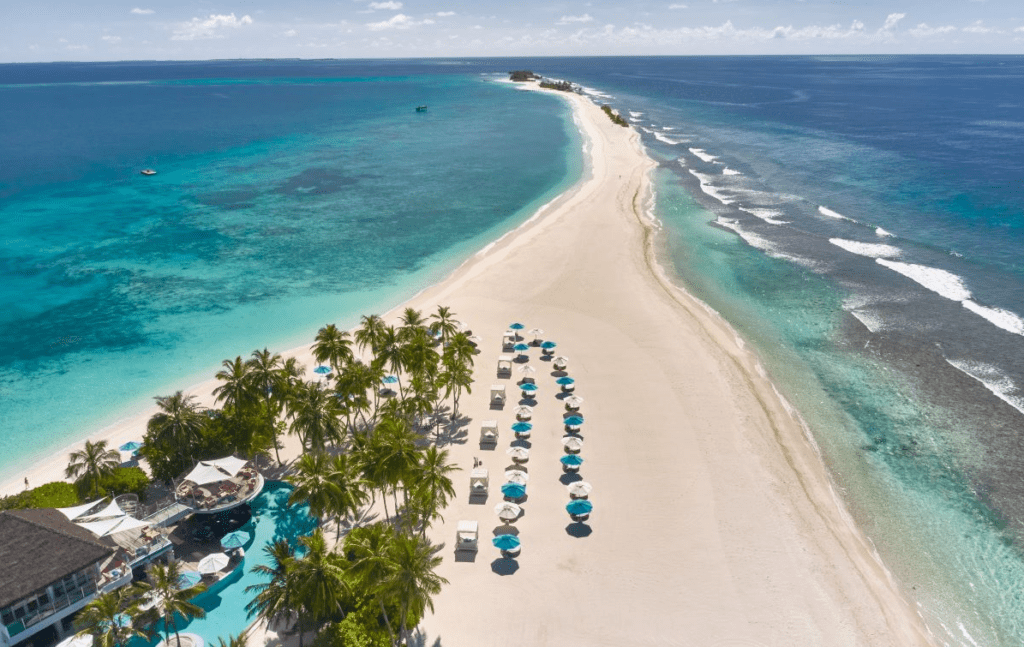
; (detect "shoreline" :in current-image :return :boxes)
[1,81,937,645]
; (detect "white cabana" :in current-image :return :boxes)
[490,385,506,405]
[496,355,513,377]
[470,468,489,494]
[207,455,248,477]
[183,456,248,486]
[456,520,478,552]
[57,498,105,521]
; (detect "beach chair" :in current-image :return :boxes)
[496,355,513,377]
[456,520,479,552]
[490,384,506,406]
[470,468,489,498]
[480,420,499,447]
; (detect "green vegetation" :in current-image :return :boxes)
[72,585,153,647]
[0,481,79,510]
[82,467,151,502]
[508,70,538,82]
[65,440,121,499]
[601,104,629,127]
[539,80,575,92]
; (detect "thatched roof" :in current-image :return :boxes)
[0,509,114,608]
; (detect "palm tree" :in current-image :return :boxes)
[73,585,151,647]
[344,523,399,638]
[141,561,206,647]
[245,540,298,637]
[398,308,426,341]
[379,534,448,647]
[213,356,254,414]
[312,324,354,375]
[245,349,286,462]
[446,332,476,369]
[374,326,405,395]
[375,417,421,525]
[354,314,386,360]
[402,329,440,384]
[330,454,370,537]
[333,361,374,433]
[287,381,344,453]
[428,306,459,346]
[290,530,350,629]
[438,351,473,422]
[65,440,121,498]
[150,391,207,463]
[410,447,459,537]
[213,633,248,647]
[286,452,342,525]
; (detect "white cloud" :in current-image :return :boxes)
[880,13,906,31]
[283,29,298,37]
[131,7,154,15]
[1015,26,1024,32]
[367,13,434,30]
[963,21,996,34]
[369,1,402,9]
[172,13,253,41]
[101,35,122,43]
[909,23,956,37]
[436,11,456,17]
[669,3,687,8]
[559,14,595,24]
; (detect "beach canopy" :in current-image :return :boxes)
[501,482,527,499]
[495,502,522,521]
[508,322,525,330]
[197,552,231,574]
[505,469,529,485]
[556,376,575,386]
[562,436,584,452]
[567,481,593,497]
[552,355,569,366]
[560,454,585,467]
[220,530,250,549]
[177,571,202,589]
[467,334,482,345]
[184,456,248,485]
[81,499,126,520]
[119,441,142,452]
[78,514,149,538]
[57,498,106,521]
[493,534,521,551]
[566,499,594,516]
[510,421,533,433]
[513,405,533,419]
[506,446,530,461]
[314,365,331,375]
[541,340,557,349]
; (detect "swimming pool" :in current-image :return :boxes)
[151,481,316,645]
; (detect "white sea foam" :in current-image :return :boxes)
[677,158,686,167]
[945,358,1024,416]
[640,126,654,134]
[875,259,972,301]
[818,205,855,221]
[662,126,676,131]
[688,169,734,204]
[722,167,741,176]
[579,85,613,99]
[829,238,902,259]
[962,301,1024,336]
[688,148,718,163]
[849,310,886,333]
[875,227,894,237]
[628,110,644,118]
[738,207,788,225]
[717,218,819,269]
[958,622,982,647]
[653,132,681,145]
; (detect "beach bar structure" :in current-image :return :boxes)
[456,521,479,553]
[480,420,499,448]
[174,456,264,514]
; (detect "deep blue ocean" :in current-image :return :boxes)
[2,57,1023,645]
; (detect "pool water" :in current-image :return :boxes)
[147,481,316,645]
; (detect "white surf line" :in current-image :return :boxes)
[818,205,856,222]
[689,147,718,163]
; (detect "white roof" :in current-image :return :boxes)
[77,515,141,537]
[490,384,505,391]
[481,420,497,428]
[457,520,478,532]
[471,467,489,478]
[184,463,230,486]
[56,498,106,521]
[498,355,514,362]
[81,499,126,520]
[207,455,248,476]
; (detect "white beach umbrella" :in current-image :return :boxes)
[494,501,522,522]
[518,364,536,376]
[562,436,584,453]
[506,446,530,462]
[552,355,569,370]
[564,395,584,410]
[566,481,593,498]
[513,405,533,420]
[528,327,544,342]
[505,469,529,485]
[197,552,230,574]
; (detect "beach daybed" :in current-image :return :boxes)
[496,355,513,377]
[470,467,489,497]
[490,384,506,406]
[456,520,479,552]
[502,333,516,352]
[480,420,499,447]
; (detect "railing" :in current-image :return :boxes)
[17,583,94,630]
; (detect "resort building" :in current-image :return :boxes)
[0,509,120,647]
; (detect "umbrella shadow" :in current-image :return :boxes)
[491,558,520,576]
[468,491,489,505]
[540,355,553,362]
[492,524,520,536]
[560,472,582,485]
[566,522,593,538]
[518,397,537,406]
[503,493,528,504]
[510,439,531,449]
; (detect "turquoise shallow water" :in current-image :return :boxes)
[0,64,581,486]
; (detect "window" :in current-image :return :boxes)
[2,609,14,625]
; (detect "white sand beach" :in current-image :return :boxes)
[0,85,936,646]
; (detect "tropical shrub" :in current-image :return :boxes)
[0,481,79,510]
[84,467,151,501]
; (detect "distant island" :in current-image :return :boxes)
[508,70,576,93]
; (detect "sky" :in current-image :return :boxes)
[2,0,1023,63]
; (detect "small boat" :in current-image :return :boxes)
[141,169,157,176]
[415,105,427,112]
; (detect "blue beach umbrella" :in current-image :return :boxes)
[492,534,521,551]
[513,343,530,352]
[541,340,558,350]
[566,499,594,516]
[113,614,131,629]
[508,323,525,331]
[560,454,585,467]
[314,365,332,375]
[501,482,527,499]
[510,421,533,433]
[382,375,399,384]
[220,530,250,549]
[177,571,202,589]
[556,376,575,386]
[520,382,539,393]
[119,441,142,452]
[564,415,585,427]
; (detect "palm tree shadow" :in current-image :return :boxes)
[434,414,470,447]
[407,628,443,647]
[490,558,520,575]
